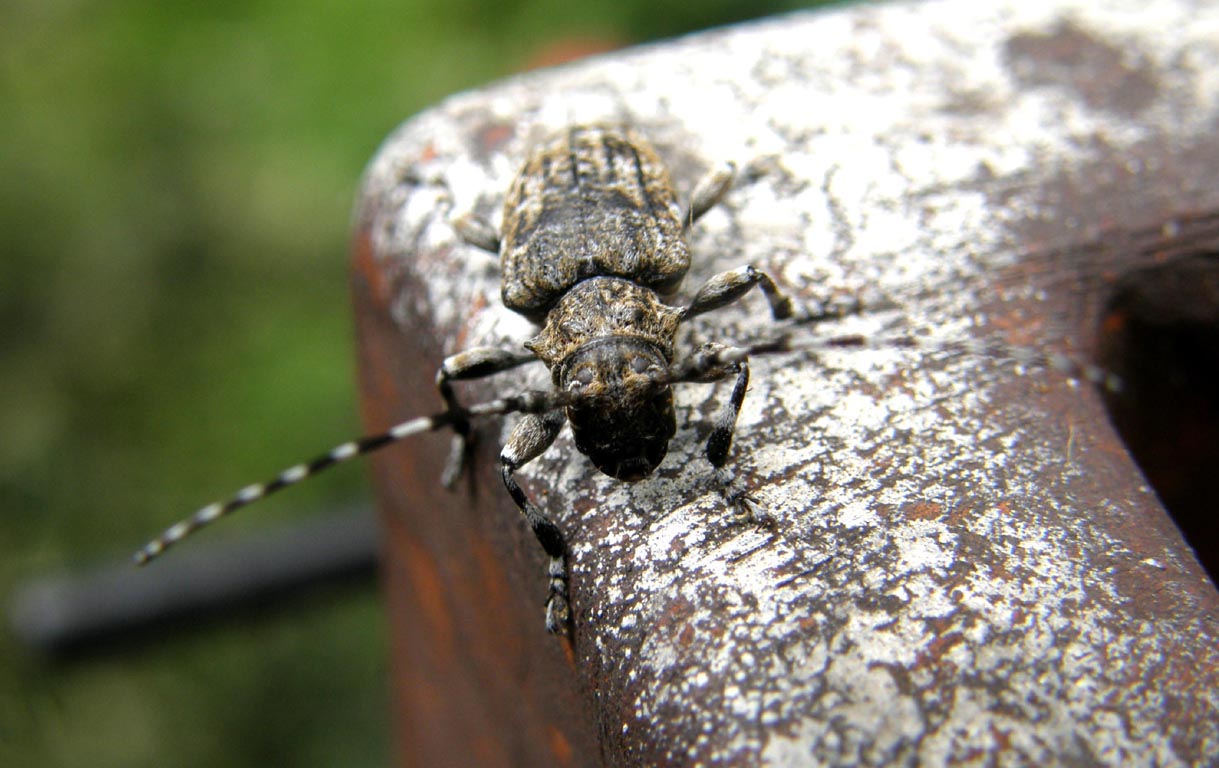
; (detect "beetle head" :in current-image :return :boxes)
[560,337,676,481]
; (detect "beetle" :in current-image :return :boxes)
[433,125,849,631]
[136,125,852,633]
[135,124,1118,634]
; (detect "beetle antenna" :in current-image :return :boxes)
[734,330,1123,393]
[135,389,570,565]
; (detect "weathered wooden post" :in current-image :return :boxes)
[353,2,1219,765]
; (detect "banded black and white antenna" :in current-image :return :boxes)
[134,391,566,565]
[135,326,1118,566]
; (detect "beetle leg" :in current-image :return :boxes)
[500,411,571,633]
[707,360,768,523]
[683,263,871,331]
[705,359,749,470]
[683,161,736,230]
[453,213,501,254]
[436,347,540,487]
[791,292,867,326]
[668,343,766,522]
[681,265,795,322]
[669,343,750,466]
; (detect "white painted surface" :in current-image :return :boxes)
[359,1,1219,764]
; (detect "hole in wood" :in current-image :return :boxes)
[1099,252,1219,583]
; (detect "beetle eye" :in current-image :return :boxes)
[630,355,649,373]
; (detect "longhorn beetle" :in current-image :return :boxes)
[135,124,1120,634]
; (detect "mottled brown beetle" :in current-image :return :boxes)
[135,124,1121,633]
[136,124,847,633]
[437,125,828,631]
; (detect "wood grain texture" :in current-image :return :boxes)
[353,1,1219,765]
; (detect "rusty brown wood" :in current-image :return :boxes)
[352,1,1219,765]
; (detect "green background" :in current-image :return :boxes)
[1,1,825,765]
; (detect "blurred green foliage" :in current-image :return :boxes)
[0,0,825,765]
